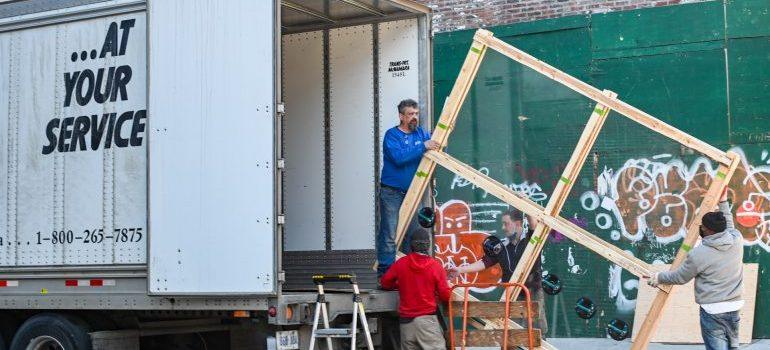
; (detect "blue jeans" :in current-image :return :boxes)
[377,186,419,277]
[700,307,740,350]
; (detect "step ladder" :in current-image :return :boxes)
[308,274,374,350]
[449,282,541,349]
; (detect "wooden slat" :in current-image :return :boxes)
[372,30,492,271]
[630,151,741,350]
[503,92,617,302]
[450,301,539,319]
[454,329,542,347]
[474,29,732,166]
[425,150,669,290]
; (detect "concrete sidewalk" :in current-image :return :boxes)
[544,338,770,349]
[464,338,769,349]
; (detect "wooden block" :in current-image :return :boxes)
[454,329,542,348]
[449,287,559,350]
[450,301,539,319]
[632,264,758,344]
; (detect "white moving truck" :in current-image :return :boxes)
[0,0,432,348]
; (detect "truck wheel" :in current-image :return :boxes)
[0,313,19,350]
[10,314,91,350]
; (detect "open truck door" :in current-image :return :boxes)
[147,0,276,295]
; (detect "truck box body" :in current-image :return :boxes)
[0,0,431,318]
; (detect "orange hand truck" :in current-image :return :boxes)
[448,282,537,349]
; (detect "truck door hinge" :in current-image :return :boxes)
[277,158,285,169]
[278,271,286,283]
[277,215,286,225]
[277,102,286,115]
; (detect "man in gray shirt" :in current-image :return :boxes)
[646,190,743,350]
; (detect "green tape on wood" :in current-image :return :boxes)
[593,106,605,115]
[716,171,726,179]
[470,46,481,54]
[680,243,692,253]
[416,171,428,178]
[560,176,571,184]
[530,235,543,245]
[437,122,448,130]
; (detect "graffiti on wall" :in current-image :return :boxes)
[449,168,548,231]
[580,148,770,252]
[433,200,501,293]
[582,147,770,313]
[450,167,548,201]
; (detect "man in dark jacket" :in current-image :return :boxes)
[646,190,743,350]
[447,209,547,335]
[381,228,450,349]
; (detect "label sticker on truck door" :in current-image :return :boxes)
[387,59,410,77]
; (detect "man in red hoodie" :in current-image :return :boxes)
[381,228,451,349]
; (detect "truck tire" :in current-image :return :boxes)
[10,314,91,350]
[0,313,19,350]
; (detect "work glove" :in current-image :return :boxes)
[646,272,660,288]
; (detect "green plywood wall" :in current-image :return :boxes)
[432,0,770,338]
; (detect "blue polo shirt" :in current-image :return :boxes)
[381,126,431,192]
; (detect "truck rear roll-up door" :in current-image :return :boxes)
[147,0,276,295]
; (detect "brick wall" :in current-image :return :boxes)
[416,0,713,32]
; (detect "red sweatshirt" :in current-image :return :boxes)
[380,253,452,318]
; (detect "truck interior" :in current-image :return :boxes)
[279,0,431,290]
[281,0,430,33]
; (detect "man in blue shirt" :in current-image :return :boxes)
[377,99,439,278]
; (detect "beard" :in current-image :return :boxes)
[408,119,417,131]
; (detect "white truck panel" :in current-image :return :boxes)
[378,19,421,161]
[0,31,11,265]
[147,0,276,294]
[282,31,326,252]
[329,24,376,250]
[0,13,147,266]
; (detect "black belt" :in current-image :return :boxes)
[399,310,445,328]
[399,317,415,324]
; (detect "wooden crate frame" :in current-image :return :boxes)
[377,29,742,349]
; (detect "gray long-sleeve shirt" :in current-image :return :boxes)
[657,201,744,305]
